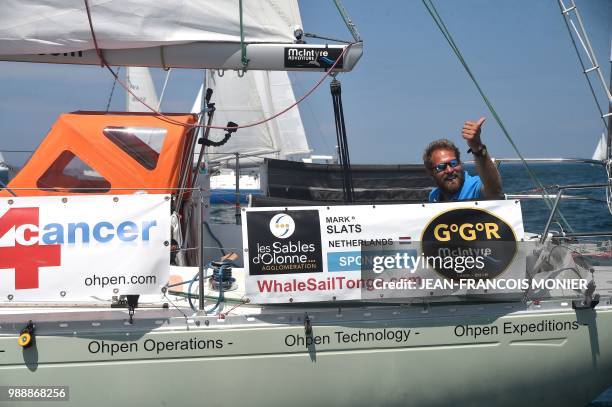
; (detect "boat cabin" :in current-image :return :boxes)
[0,111,197,197]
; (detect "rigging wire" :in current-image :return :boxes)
[556,0,612,214]
[421,0,574,233]
[157,68,172,111]
[83,0,354,132]
[606,57,612,213]
[332,0,362,42]
[556,1,609,131]
[104,66,120,112]
[290,73,335,155]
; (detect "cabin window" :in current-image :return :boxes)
[37,151,111,193]
[103,126,167,170]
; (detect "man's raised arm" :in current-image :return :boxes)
[462,117,503,199]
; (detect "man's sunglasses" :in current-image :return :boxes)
[433,159,460,174]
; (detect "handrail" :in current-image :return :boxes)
[494,157,605,165]
[540,183,612,243]
[465,157,606,166]
[0,187,201,191]
[505,194,600,201]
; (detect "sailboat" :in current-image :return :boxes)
[1,1,612,407]
[593,133,607,161]
[192,69,312,205]
[0,152,9,188]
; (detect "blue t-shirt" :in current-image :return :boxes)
[428,171,482,202]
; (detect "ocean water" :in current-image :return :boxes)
[209,162,612,405]
[499,163,612,235]
[210,162,612,233]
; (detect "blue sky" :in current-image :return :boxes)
[0,0,610,166]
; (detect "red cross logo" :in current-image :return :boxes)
[0,207,61,289]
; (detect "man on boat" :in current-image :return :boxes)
[423,117,502,202]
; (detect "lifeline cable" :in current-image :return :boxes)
[422,0,574,233]
[83,0,355,132]
[219,296,249,318]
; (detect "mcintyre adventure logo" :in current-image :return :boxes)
[421,208,517,280]
[284,47,344,69]
[247,210,323,275]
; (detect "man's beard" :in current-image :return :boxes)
[436,170,464,196]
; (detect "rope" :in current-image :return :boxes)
[204,221,226,256]
[105,66,120,112]
[159,46,169,71]
[331,78,354,202]
[83,0,352,132]
[422,0,574,233]
[83,0,104,66]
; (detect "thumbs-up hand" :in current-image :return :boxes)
[462,117,486,150]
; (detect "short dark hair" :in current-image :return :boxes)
[423,139,461,173]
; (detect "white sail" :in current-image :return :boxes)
[0,0,362,72]
[592,133,607,161]
[126,67,160,112]
[193,70,310,164]
[0,151,9,186]
[0,0,301,55]
[262,71,311,159]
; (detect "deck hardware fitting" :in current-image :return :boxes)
[304,313,313,339]
[572,280,600,309]
[18,321,35,349]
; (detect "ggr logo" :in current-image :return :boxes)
[0,207,61,290]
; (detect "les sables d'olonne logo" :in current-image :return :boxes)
[269,213,295,239]
[0,207,61,290]
[247,210,323,276]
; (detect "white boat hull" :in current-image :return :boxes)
[1,300,611,406]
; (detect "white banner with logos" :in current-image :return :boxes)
[0,194,170,301]
[242,200,526,304]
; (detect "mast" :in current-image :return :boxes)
[606,41,612,161]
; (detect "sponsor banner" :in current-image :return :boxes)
[242,200,526,304]
[0,195,170,300]
[246,210,323,276]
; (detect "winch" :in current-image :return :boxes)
[209,261,235,291]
